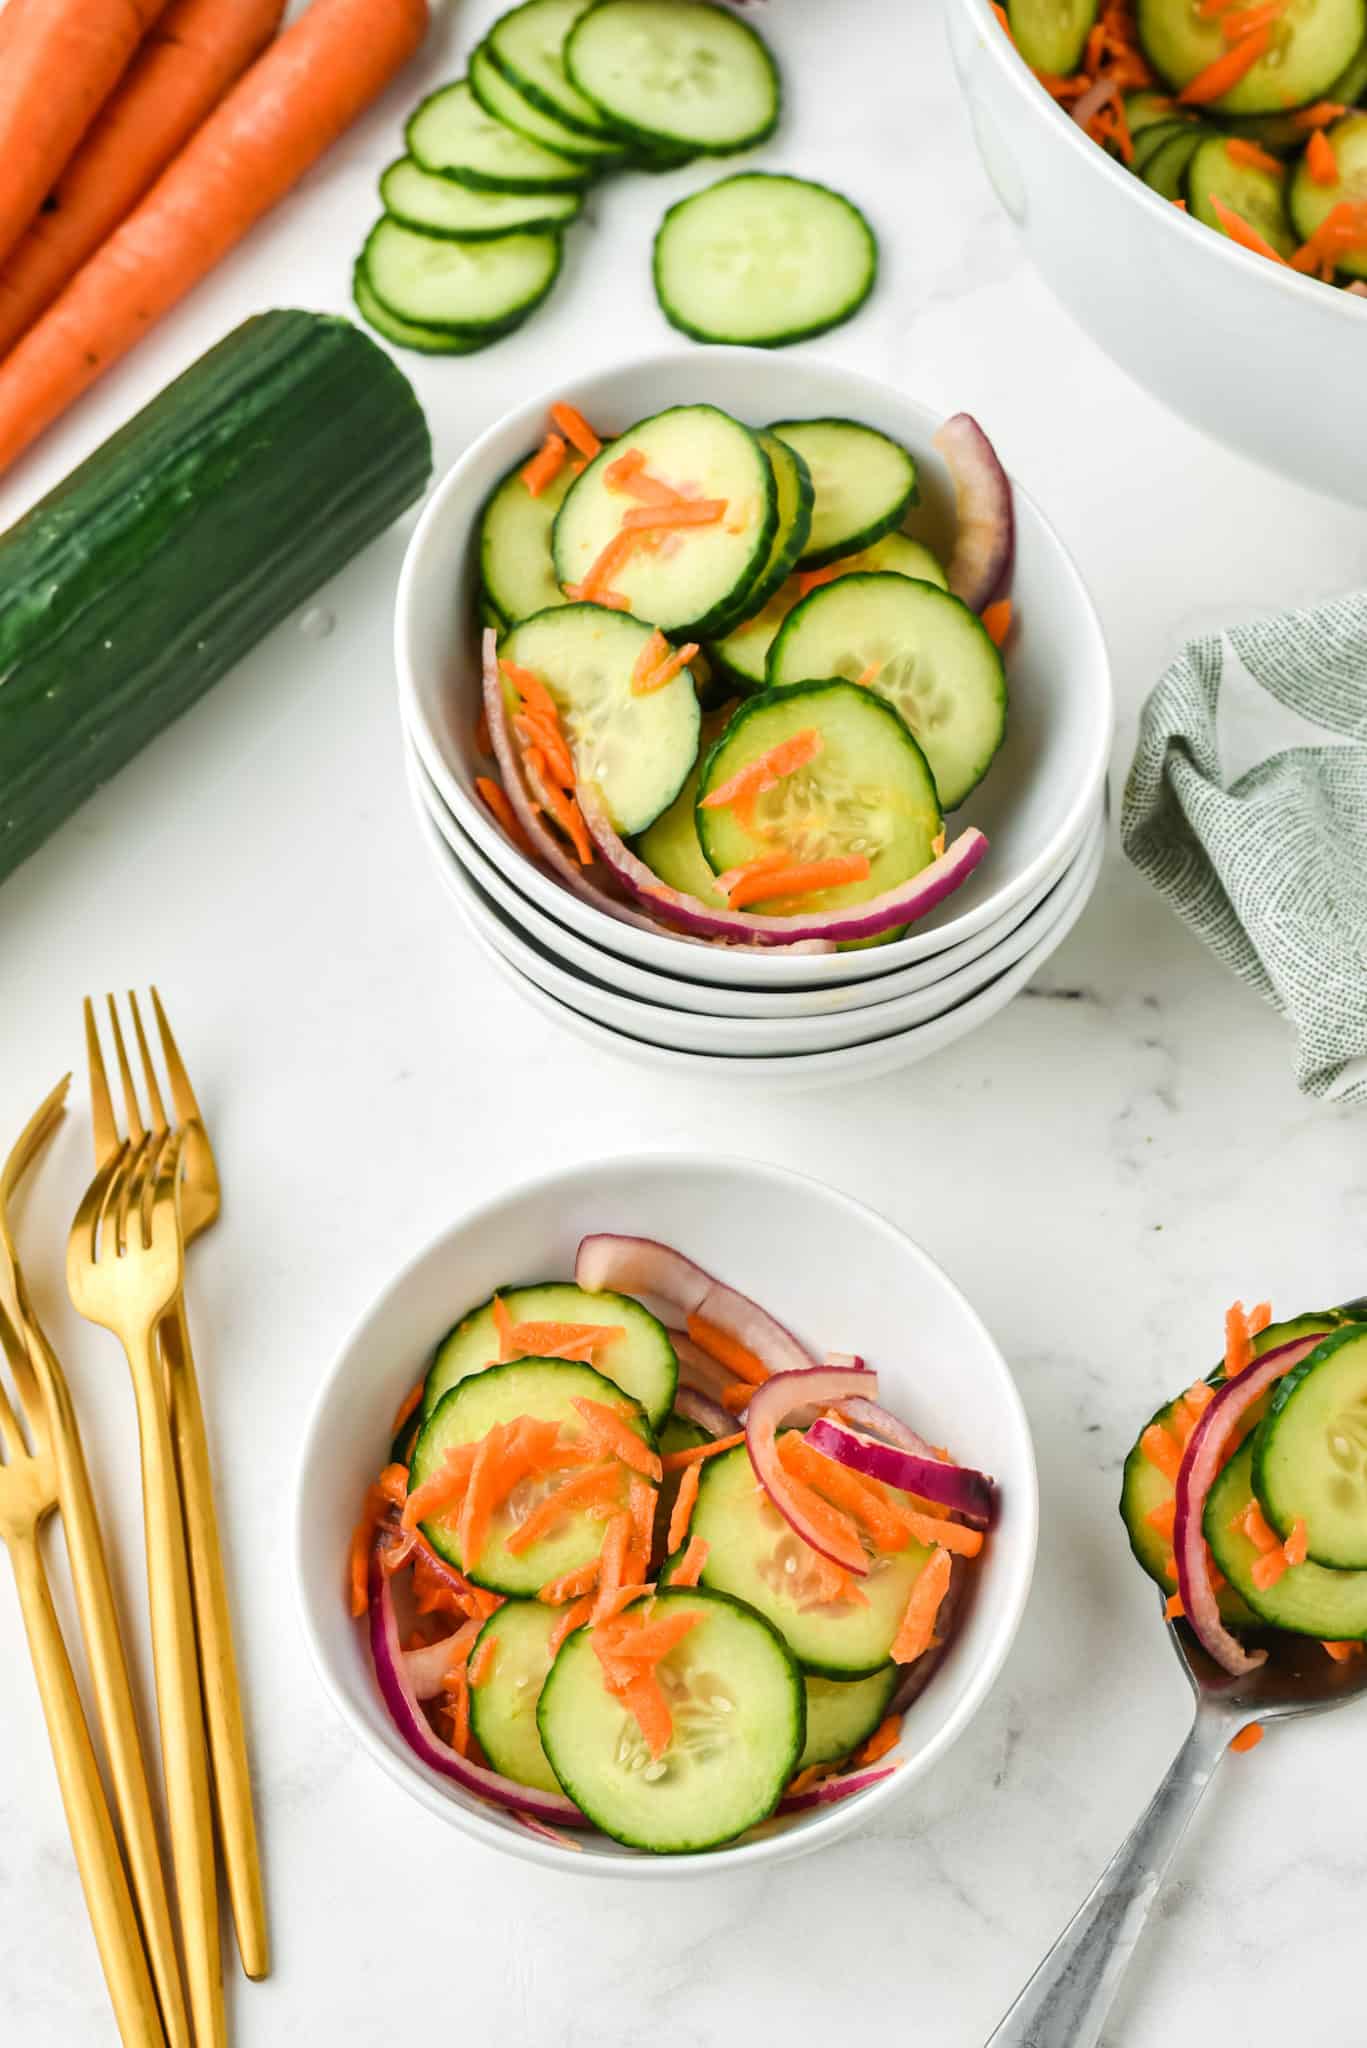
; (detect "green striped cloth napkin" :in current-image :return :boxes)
[1121,596,1367,1105]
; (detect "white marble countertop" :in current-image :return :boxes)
[2,0,1366,2041]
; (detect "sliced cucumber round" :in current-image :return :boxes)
[552,404,777,635]
[362,218,562,335]
[1140,126,1210,203]
[688,1440,938,1676]
[406,79,590,193]
[695,680,941,917]
[1137,0,1366,114]
[487,0,627,140]
[480,454,584,625]
[653,173,877,347]
[469,37,627,164]
[537,1587,803,1849]
[1130,116,1202,176]
[352,263,493,355]
[380,156,583,240]
[410,1358,657,1592]
[767,418,918,568]
[1006,0,1097,76]
[469,1598,563,1793]
[565,0,780,156]
[1254,1327,1367,1568]
[1290,112,1367,280]
[1206,1439,1367,1640]
[498,605,702,835]
[660,1413,710,1458]
[424,1280,679,1428]
[743,432,814,617]
[1187,135,1294,258]
[799,1667,899,1771]
[635,705,733,906]
[768,574,1006,811]
[711,531,947,694]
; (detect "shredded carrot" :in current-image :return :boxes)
[444,1669,471,1755]
[1140,1422,1183,1481]
[931,828,946,858]
[630,628,669,690]
[391,1378,424,1437]
[549,400,600,460]
[1172,196,1188,209]
[1209,194,1288,262]
[1162,1550,1177,1583]
[504,1463,622,1553]
[1240,1499,1280,1552]
[686,1313,771,1386]
[571,1396,663,1481]
[501,1318,625,1363]
[1323,1639,1364,1662]
[491,1293,515,1353]
[904,1510,984,1558]
[1165,1592,1185,1619]
[1230,1722,1264,1752]
[660,1432,745,1472]
[667,1460,701,1552]
[786,1762,838,1796]
[891,1546,953,1663]
[854,1714,902,1766]
[1199,0,1238,13]
[549,1594,595,1653]
[1220,1,1282,40]
[603,447,645,487]
[591,1580,657,1626]
[530,763,593,866]
[855,661,882,686]
[796,563,842,598]
[1290,199,1367,271]
[619,498,726,532]
[348,1467,407,1616]
[1292,99,1346,130]
[1146,1497,1178,1539]
[592,1511,634,1620]
[633,641,699,696]
[769,1465,868,1576]
[778,1435,913,1552]
[475,776,535,858]
[670,1534,709,1586]
[603,447,689,507]
[563,579,629,609]
[514,710,575,792]
[599,1611,701,1665]
[1306,127,1339,183]
[1283,1517,1308,1568]
[700,728,823,815]
[402,1443,478,1530]
[627,1473,656,1580]
[468,1635,498,1687]
[1224,1300,1255,1376]
[521,432,567,497]
[1178,26,1270,102]
[574,527,640,604]
[726,853,871,911]
[720,1381,756,1413]
[538,1559,601,1604]
[1251,1549,1289,1591]
[1224,136,1283,174]
[991,0,1014,38]
[617,1670,674,1760]
[982,599,1012,647]
[458,1426,511,1573]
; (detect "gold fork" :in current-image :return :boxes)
[1,1082,192,2048]
[67,1130,225,2048]
[90,991,268,1981]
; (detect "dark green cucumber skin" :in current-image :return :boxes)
[0,310,431,887]
[1253,1324,1367,1562]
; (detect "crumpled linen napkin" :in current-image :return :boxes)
[1121,595,1367,1105]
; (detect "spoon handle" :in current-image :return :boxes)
[986,1708,1229,2048]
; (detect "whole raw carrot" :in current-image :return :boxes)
[0,0,286,358]
[0,0,171,274]
[0,0,428,475]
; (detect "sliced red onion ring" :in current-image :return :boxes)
[806,1416,997,1527]
[672,1385,734,1438]
[745,1366,880,1575]
[401,1632,469,1702]
[577,1236,820,1378]
[837,1395,942,1463]
[931,414,1015,613]
[778,1763,898,1813]
[1174,1334,1324,1676]
[578,782,988,947]
[1069,73,1119,134]
[368,1552,586,1826]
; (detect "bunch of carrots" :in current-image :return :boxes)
[997,0,1367,278]
[0,0,431,477]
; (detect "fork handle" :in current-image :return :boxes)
[128,1341,226,2048]
[163,1298,269,1978]
[985,1707,1230,2047]
[8,1532,166,2048]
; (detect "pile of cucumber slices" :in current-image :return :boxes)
[475,398,1011,947]
[354,0,878,352]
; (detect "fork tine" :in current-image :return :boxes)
[151,988,203,1130]
[106,997,145,1145]
[0,1302,31,1461]
[116,1134,156,1257]
[128,994,168,1134]
[0,1074,70,1216]
[149,1128,185,1239]
[84,1001,119,1167]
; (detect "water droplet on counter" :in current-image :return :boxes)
[299,606,335,641]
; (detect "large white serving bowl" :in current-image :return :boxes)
[396,346,1111,990]
[946,0,1367,505]
[415,788,1106,1087]
[411,746,1105,1057]
[295,1154,1038,1876]
[403,725,1099,1021]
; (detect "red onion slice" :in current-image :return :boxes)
[806,1416,997,1527]
[931,414,1015,613]
[401,1632,471,1702]
[1069,73,1119,134]
[745,1366,880,1575]
[578,782,988,947]
[1174,1334,1324,1676]
[837,1395,942,1464]
[672,1386,735,1438]
[576,1235,820,1378]
[778,1763,898,1813]
[368,1552,587,1826]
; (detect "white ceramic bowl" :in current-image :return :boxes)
[396,347,1112,990]
[404,727,1098,1020]
[295,1155,1038,1875]
[415,793,1107,1087]
[946,0,1367,505]
[411,745,1105,1056]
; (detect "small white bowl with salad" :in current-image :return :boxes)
[949,0,1367,505]
[295,1155,1038,1871]
[395,347,1110,993]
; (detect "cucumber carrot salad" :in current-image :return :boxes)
[349,1234,998,1852]
[470,392,1016,951]
[1003,0,1367,289]
[1122,1301,1367,1692]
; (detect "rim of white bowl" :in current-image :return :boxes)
[294,1151,1039,1877]
[961,0,1367,325]
[404,721,1102,1020]
[394,346,1113,986]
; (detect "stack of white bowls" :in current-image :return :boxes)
[396,351,1112,1086]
